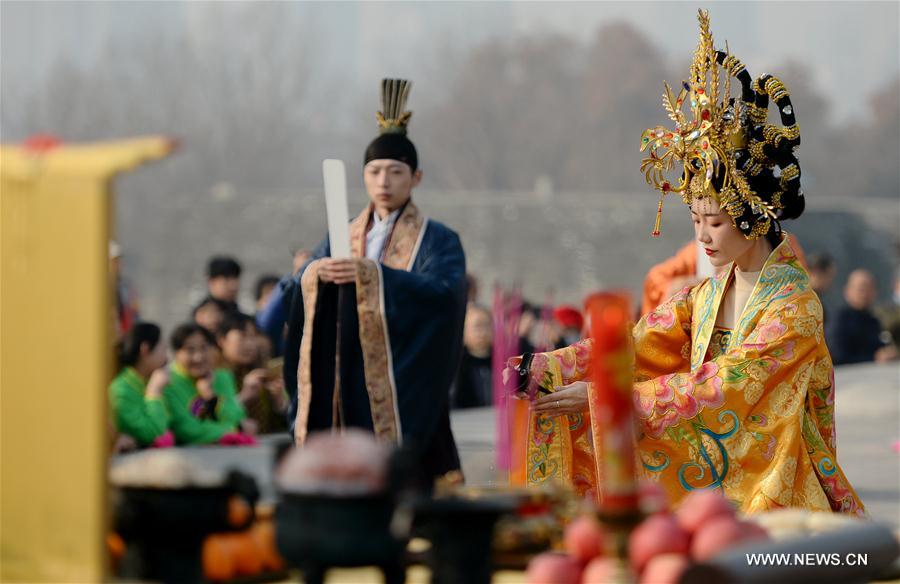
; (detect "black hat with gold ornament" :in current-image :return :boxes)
[364,78,418,171]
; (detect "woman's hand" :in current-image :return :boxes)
[113,433,138,454]
[265,376,288,412]
[532,381,589,416]
[240,418,259,436]
[239,369,266,403]
[196,374,215,401]
[146,368,169,400]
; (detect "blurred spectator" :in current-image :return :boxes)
[808,253,837,296]
[466,273,480,304]
[451,304,493,409]
[808,253,837,322]
[192,297,230,335]
[553,305,584,348]
[255,274,281,313]
[517,302,539,354]
[199,256,242,314]
[256,249,312,357]
[827,269,899,365]
[109,322,171,449]
[163,322,250,444]
[110,240,140,340]
[530,303,559,352]
[217,312,287,433]
[874,268,900,352]
[217,313,262,375]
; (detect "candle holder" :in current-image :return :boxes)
[112,469,259,584]
[587,291,642,583]
[274,448,416,584]
[412,492,518,584]
[595,507,644,583]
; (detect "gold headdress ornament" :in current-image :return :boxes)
[366,78,418,170]
[640,10,803,239]
[375,78,413,135]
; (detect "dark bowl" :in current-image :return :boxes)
[275,490,407,584]
[413,495,519,584]
[112,470,259,584]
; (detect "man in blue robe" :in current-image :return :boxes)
[284,79,466,485]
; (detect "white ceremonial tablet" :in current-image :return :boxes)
[323,159,352,259]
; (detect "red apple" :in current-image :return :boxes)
[582,557,624,584]
[526,552,582,584]
[691,516,768,561]
[640,553,690,584]
[675,490,735,534]
[564,515,606,563]
[628,513,690,573]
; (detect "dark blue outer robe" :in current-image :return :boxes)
[284,202,466,483]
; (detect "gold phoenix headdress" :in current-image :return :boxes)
[640,10,803,239]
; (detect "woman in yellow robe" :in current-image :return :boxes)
[511,11,864,517]
[519,235,863,515]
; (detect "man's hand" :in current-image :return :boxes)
[318,258,359,285]
[532,381,589,416]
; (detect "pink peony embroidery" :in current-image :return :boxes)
[633,389,655,419]
[558,339,593,381]
[640,363,725,438]
[646,307,677,331]
[532,420,555,446]
[822,472,851,504]
[755,318,787,344]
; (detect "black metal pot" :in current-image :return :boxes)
[275,490,407,584]
[113,469,259,584]
[413,495,518,584]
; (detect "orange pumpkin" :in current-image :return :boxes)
[230,531,263,576]
[203,534,237,582]
[251,520,285,571]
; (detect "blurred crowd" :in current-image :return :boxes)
[108,241,900,452]
[109,248,310,453]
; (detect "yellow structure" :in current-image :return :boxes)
[1,136,173,582]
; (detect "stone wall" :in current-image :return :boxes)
[113,177,898,331]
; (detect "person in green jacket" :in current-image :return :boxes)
[164,322,251,445]
[109,322,171,447]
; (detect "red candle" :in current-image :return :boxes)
[586,292,638,514]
